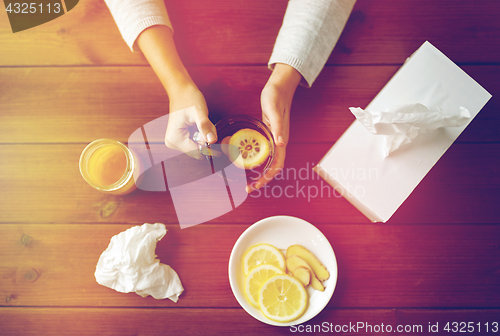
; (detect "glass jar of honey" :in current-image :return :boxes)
[79,139,137,195]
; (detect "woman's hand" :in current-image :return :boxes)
[137,25,216,159]
[166,84,217,159]
[247,63,301,192]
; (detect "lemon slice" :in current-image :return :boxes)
[258,274,308,322]
[242,243,285,276]
[229,128,270,169]
[244,264,284,307]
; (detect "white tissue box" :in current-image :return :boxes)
[314,41,492,222]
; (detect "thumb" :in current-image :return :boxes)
[194,110,217,144]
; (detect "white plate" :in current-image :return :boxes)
[228,215,338,326]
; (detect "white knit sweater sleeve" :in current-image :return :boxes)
[269,0,356,87]
[104,0,173,52]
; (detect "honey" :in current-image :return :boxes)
[80,139,136,195]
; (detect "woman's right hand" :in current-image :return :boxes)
[165,83,217,159]
[137,25,216,159]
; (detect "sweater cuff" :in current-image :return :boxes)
[126,16,173,52]
[268,54,312,88]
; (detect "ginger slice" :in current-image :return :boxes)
[292,266,311,287]
[286,255,324,292]
[286,245,330,281]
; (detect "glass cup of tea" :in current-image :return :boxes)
[214,115,275,183]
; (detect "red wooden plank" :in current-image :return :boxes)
[1,223,499,308]
[1,0,499,66]
[0,307,499,335]
[0,143,498,224]
[0,66,497,144]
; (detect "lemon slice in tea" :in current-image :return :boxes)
[229,128,270,169]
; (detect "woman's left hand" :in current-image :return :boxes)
[247,63,301,193]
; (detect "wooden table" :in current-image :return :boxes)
[1,0,499,335]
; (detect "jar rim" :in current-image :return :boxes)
[214,115,275,174]
[79,139,134,192]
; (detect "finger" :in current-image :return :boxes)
[193,108,217,144]
[246,145,286,193]
[178,138,203,160]
[264,108,286,147]
[165,129,202,160]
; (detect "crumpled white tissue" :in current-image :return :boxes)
[349,103,471,156]
[95,223,184,302]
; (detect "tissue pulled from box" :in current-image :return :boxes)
[95,223,184,302]
[349,103,471,156]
